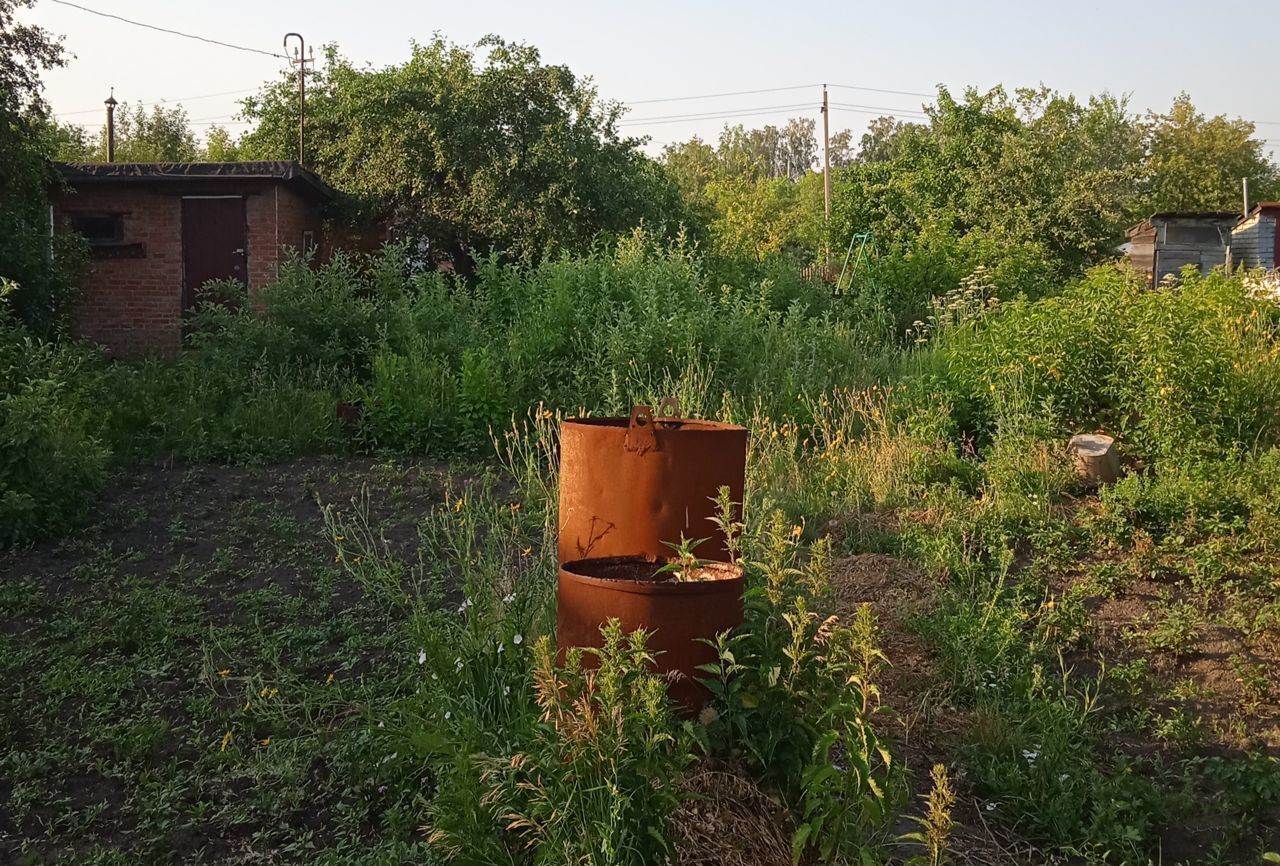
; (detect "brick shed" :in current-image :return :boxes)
[53,161,335,357]
[1230,203,1280,271]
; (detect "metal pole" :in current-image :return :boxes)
[283,33,307,165]
[105,89,117,162]
[1243,177,1250,217]
[822,84,831,275]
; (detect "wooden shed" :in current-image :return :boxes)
[1126,212,1239,286]
[1230,203,1280,271]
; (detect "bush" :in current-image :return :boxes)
[938,266,1280,461]
[0,304,110,545]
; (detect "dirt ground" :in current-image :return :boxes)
[0,456,465,864]
[827,552,1065,866]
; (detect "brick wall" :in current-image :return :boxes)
[246,184,323,301]
[54,180,324,358]
[56,185,185,357]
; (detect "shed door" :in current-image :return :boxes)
[181,196,247,315]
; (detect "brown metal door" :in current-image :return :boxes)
[181,197,247,314]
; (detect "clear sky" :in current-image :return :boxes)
[24,0,1280,159]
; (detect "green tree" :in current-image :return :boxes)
[1137,93,1280,216]
[100,102,198,161]
[201,124,241,161]
[238,36,687,261]
[43,116,92,160]
[661,116,837,262]
[833,86,1144,276]
[0,0,85,335]
[50,101,201,162]
[855,115,922,163]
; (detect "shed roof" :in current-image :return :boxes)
[1147,211,1240,222]
[1126,211,1242,238]
[1244,202,1280,218]
[55,161,336,202]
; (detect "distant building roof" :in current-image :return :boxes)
[1244,202,1280,219]
[55,160,336,202]
[1126,211,1241,238]
[1146,211,1240,222]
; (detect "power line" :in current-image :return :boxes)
[830,82,935,99]
[620,102,815,124]
[54,87,260,117]
[623,84,819,105]
[620,106,825,127]
[47,0,287,59]
[830,102,930,118]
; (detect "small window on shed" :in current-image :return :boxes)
[72,213,124,245]
[301,230,316,254]
[1166,224,1224,247]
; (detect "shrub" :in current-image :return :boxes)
[939,266,1280,461]
[698,509,905,863]
[0,304,110,545]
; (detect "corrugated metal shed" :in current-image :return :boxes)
[1126,212,1239,285]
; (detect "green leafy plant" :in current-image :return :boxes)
[470,626,689,866]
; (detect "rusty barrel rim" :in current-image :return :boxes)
[561,416,747,433]
[560,556,744,597]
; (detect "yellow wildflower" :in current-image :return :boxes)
[220,731,232,752]
[260,737,271,748]
[454,499,464,513]
[325,673,335,685]
[217,669,231,679]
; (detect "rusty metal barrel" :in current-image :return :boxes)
[557,556,744,711]
[557,402,748,564]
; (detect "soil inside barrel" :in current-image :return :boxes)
[567,557,740,584]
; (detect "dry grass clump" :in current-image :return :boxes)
[671,765,792,866]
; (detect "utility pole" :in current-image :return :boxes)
[283,33,313,165]
[1243,177,1250,217]
[104,89,117,162]
[822,84,832,276]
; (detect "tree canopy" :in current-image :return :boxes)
[1138,93,1279,215]
[236,36,687,262]
[0,0,83,334]
[53,101,200,162]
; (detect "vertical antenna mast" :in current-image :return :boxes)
[283,33,312,165]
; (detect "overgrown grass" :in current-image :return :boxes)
[5,243,1280,863]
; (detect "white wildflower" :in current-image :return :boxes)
[513,633,523,645]
[417,649,427,665]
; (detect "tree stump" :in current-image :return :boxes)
[1068,433,1120,486]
